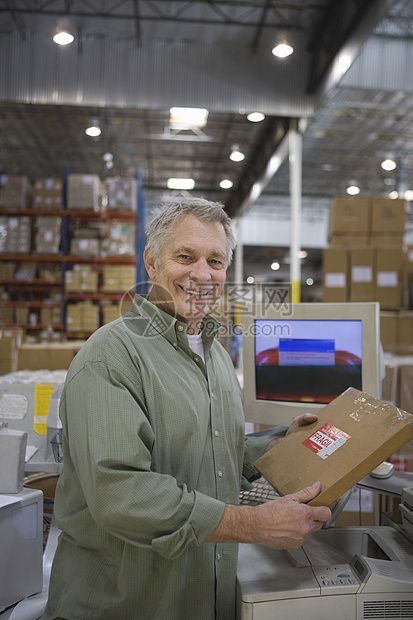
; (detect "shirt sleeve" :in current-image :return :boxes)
[61,358,225,561]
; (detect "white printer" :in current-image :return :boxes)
[0,489,43,612]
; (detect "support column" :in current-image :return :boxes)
[289,119,303,303]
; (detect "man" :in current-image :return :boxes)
[42,198,330,620]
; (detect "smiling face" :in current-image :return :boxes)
[144,214,228,333]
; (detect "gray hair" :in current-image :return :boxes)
[145,198,236,266]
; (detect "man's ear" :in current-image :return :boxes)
[143,247,156,279]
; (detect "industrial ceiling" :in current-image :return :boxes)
[0,0,412,238]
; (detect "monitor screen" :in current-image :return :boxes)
[255,318,362,405]
[242,302,381,427]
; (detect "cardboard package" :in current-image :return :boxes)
[327,197,370,241]
[322,248,348,303]
[17,342,84,371]
[380,311,398,354]
[349,248,374,302]
[373,248,404,311]
[370,198,405,234]
[67,174,101,210]
[397,312,413,355]
[105,177,137,211]
[254,386,413,507]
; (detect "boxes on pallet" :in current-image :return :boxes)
[0,175,31,209]
[67,174,101,210]
[105,177,137,211]
[65,265,99,294]
[103,265,135,293]
[32,178,63,210]
[0,328,22,374]
[102,222,135,257]
[33,216,62,254]
[0,216,31,253]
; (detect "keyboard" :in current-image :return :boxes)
[239,477,280,505]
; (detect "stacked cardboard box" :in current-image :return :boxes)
[105,177,137,211]
[65,265,99,294]
[40,306,62,326]
[33,216,62,254]
[328,196,405,247]
[0,307,14,324]
[102,265,135,293]
[101,222,136,257]
[32,178,63,210]
[17,342,84,372]
[101,303,121,325]
[67,174,101,210]
[0,216,31,253]
[324,196,406,310]
[0,175,31,209]
[66,302,99,333]
[0,328,22,374]
[0,262,16,279]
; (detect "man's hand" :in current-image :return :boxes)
[205,481,331,550]
[265,413,318,452]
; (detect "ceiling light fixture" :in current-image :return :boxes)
[381,158,397,171]
[404,190,413,202]
[219,179,233,189]
[169,107,209,127]
[270,261,280,271]
[167,178,195,190]
[229,144,245,162]
[389,191,399,199]
[85,118,101,137]
[346,184,360,196]
[53,27,74,46]
[247,276,255,284]
[247,112,265,123]
[272,43,293,58]
[103,152,113,162]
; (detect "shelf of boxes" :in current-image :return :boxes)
[0,173,139,342]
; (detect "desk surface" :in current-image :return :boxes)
[357,470,413,497]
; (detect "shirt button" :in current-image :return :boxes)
[177,325,184,331]
[194,356,200,363]
[214,430,219,437]
[218,470,223,477]
[217,553,222,561]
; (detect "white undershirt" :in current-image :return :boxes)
[187,333,205,363]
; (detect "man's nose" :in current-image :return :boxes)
[190,259,212,281]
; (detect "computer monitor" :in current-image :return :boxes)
[242,302,381,427]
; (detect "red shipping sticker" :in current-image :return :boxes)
[302,423,351,460]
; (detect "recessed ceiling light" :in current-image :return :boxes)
[169,107,209,127]
[229,145,245,162]
[404,190,413,201]
[270,261,280,271]
[53,29,74,45]
[247,276,255,284]
[167,178,195,190]
[346,185,360,196]
[381,158,397,171]
[272,43,293,58]
[85,125,101,137]
[306,278,314,286]
[389,191,399,199]
[219,179,233,189]
[247,112,265,123]
[103,152,113,161]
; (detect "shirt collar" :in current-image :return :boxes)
[131,294,221,351]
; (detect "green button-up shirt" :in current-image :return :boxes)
[42,295,268,620]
